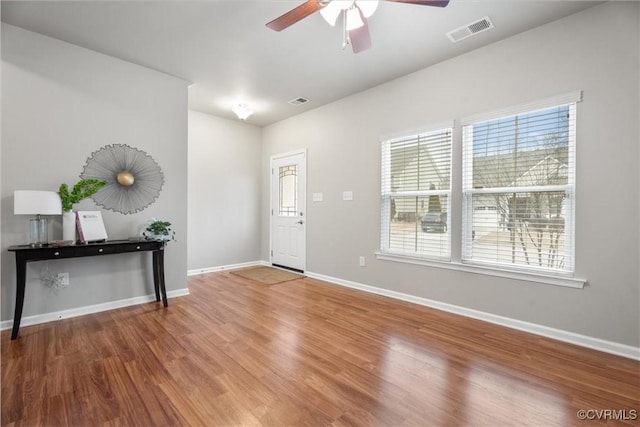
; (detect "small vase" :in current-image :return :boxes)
[62,211,76,242]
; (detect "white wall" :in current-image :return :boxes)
[261,2,640,347]
[187,110,262,271]
[1,24,189,320]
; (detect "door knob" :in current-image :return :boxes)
[297,220,304,225]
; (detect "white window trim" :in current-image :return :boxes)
[375,251,586,289]
[380,120,455,143]
[460,91,582,125]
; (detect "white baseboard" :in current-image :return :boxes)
[0,288,190,332]
[187,260,268,276]
[305,271,640,361]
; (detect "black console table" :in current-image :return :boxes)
[7,240,167,340]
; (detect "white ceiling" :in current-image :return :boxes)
[1,0,602,127]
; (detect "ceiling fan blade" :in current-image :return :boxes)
[349,16,372,54]
[266,0,323,32]
[384,0,450,7]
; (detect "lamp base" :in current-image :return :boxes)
[29,217,49,246]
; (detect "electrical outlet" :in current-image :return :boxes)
[359,256,365,267]
[57,272,69,286]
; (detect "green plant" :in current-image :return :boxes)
[145,220,175,243]
[146,220,171,235]
[58,179,107,212]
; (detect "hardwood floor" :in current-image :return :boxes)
[2,271,639,426]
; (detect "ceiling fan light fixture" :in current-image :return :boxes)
[355,0,378,18]
[345,6,364,31]
[321,0,354,26]
[266,0,450,53]
[336,0,355,10]
[320,2,342,26]
[232,104,254,120]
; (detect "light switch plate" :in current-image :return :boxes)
[343,191,353,201]
[313,192,323,202]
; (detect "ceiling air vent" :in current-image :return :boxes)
[288,97,309,105]
[447,16,494,43]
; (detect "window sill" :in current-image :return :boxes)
[375,252,586,289]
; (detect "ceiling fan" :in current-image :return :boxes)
[266,0,450,54]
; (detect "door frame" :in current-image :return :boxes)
[269,148,307,272]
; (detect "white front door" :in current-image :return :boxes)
[271,150,306,272]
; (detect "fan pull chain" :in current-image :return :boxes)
[342,10,350,49]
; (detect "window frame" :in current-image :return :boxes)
[460,93,580,276]
[376,92,586,288]
[380,122,453,261]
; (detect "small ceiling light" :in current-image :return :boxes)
[232,104,254,120]
[345,6,364,31]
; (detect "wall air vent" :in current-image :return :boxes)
[447,16,494,43]
[288,97,309,105]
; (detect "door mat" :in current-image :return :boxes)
[230,266,304,285]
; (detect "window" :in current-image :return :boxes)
[381,125,452,260]
[378,92,581,284]
[279,165,298,216]
[461,100,577,274]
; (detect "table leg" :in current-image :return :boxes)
[11,255,27,340]
[152,249,167,307]
[157,249,168,307]
[152,251,161,302]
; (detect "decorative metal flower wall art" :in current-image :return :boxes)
[80,144,165,214]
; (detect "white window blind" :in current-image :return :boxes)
[462,101,577,274]
[381,126,452,260]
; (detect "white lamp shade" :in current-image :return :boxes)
[355,0,379,18]
[14,190,62,215]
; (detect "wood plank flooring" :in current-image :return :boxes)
[2,271,639,426]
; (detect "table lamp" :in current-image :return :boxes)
[14,190,62,246]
